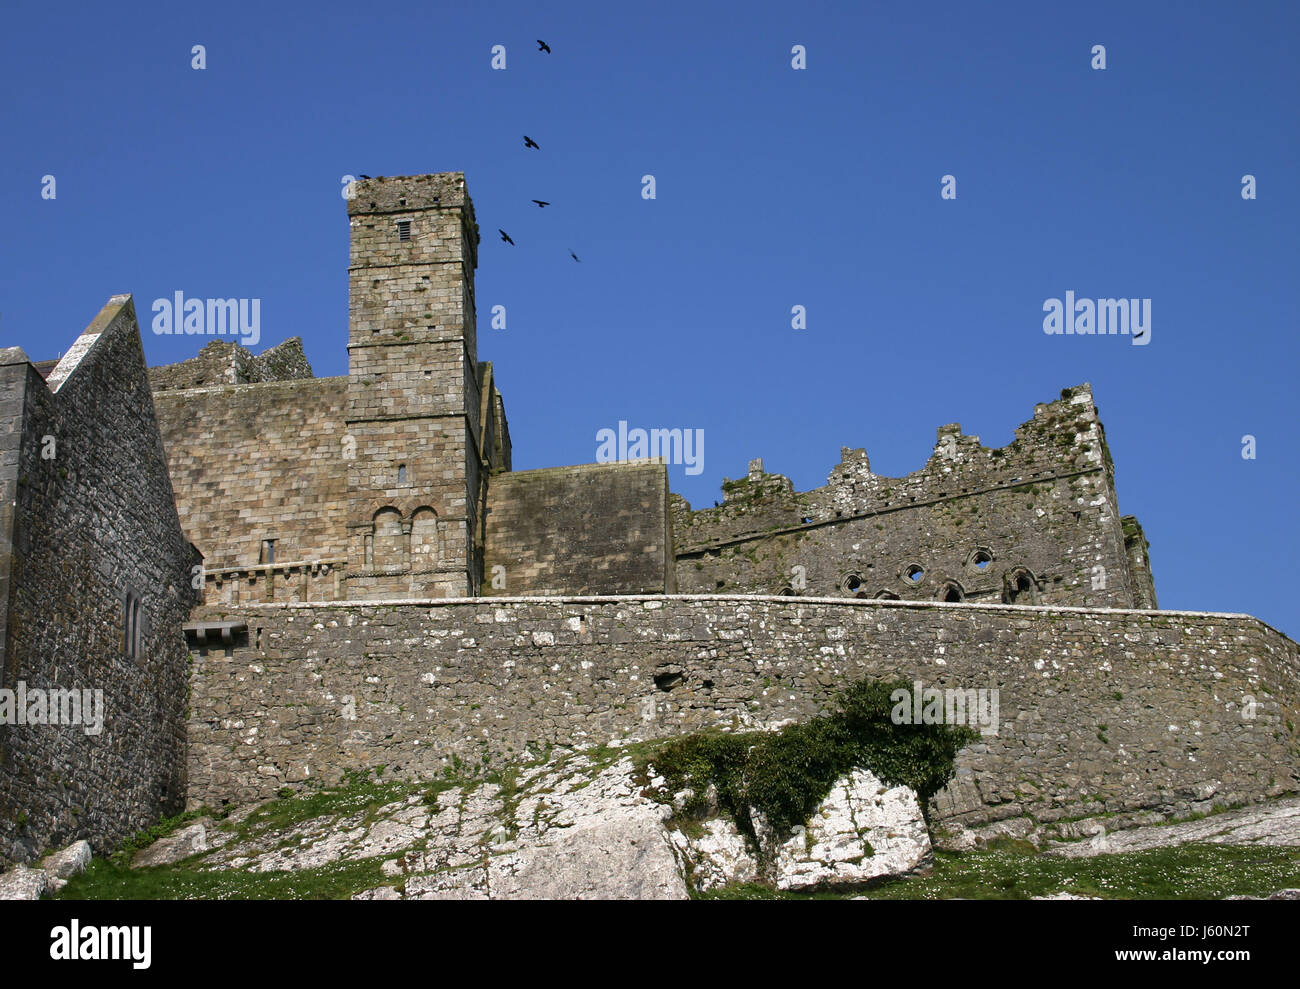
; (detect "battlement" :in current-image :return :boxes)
[346,172,475,217]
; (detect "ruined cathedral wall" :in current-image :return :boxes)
[0,300,200,864]
[152,377,351,572]
[149,337,313,392]
[186,596,1300,833]
[673,385,1148,607]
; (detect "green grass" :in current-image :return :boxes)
[54,856,394,900]
[698,844,1300,900]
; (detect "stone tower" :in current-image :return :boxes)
[344,173,494,598]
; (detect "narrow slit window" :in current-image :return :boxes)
[124,591,143,660]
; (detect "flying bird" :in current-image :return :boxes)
[537,40,551,53]
[569,250,580,262]
[523,135,540,149]
[532,200,550,208]
[499,229,515,245]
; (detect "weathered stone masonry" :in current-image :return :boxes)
[187,595,1300,832]
[672,385,1156,610]
[0,298,200,863]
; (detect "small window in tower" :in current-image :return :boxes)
[398,464,407,485]
[123,591,142,660]
[261,539,276,564]
[397,220,411,242]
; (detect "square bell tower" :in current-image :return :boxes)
[344,173,486,598]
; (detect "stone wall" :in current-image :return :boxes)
[152,377,351,571]
[483,462,676,596]
[671,385,1154,609]
[0,297,200,864]
[186,595,1300,833]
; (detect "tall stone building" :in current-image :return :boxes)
[14,170,1285,872]
[151,174,673,607]
[0,297,201,862]
[147,172,1151,613]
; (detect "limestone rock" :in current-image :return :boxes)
[403,757,688,900]
[1043,797,1300,859]
[0,866,49,900]
[669,768,931,892]
[352,886,402,900]
[132,819,214,868]
[769,769,932,891]
[41,840,92,880]
[668,818,758,892]
[1032,892,1100,900]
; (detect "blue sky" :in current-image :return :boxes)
[1,1,1296,635]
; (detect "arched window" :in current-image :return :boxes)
[938,581,965,603]
[372,507,404,572]
[410,507,439,566]
[1004,568,1037,604]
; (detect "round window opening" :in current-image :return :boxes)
[844,573,863,593]
[973,550,992,570]
[905,565,924,583]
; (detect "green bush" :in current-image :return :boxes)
[644,677,977,850]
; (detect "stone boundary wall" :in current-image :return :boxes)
[187,596,1300,831]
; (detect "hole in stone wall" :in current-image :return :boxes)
[1004,569,1037,604]
[843,573,863,593]
[972,551,991,570]
[874,590,900,600]
[939,582,964,602]
[702,679,714,689]
[654,671,683,692]
[905,565,924,583]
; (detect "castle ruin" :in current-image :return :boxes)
[1,173,1295,865]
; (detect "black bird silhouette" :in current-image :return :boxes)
[358,174,371,179]
[537,40,551,53]
[532,200,550,208]
[523,135,540,150]
[569,250,580,262]
[499,229,515,245]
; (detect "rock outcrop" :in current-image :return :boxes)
[122,748,930,899]
[668,769,931,891]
